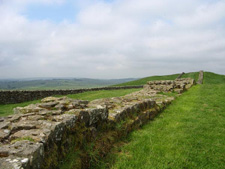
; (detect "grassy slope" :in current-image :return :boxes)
[97,72,225,169]
[0,89,140,117]
[114,72,199,86]
[0,72,197,117]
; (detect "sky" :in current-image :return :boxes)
[0,0,225,79]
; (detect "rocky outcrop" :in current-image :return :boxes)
[0,78,195,169]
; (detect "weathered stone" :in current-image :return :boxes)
[0,151,9,158]
[52,110,62,115]
[38,102,59,109]
[76,107,108,126]
[0,122,10,130]
[0,130,10,141]
[145,78,195,93]
[197,70,204,84]
[0,141,44,169]
[14,105,44,114]
[41,96,59,103]
[11,121,37,132]
[108,112,120,122]
[8,114,22,123]
[0,156,29,169]
[88,108,108,126]
[0,118,5,123]
[10,129,44,142]
[27,115,45,121]
[174,89,183,94]
[71,100,89,109]
[54,104,65,111]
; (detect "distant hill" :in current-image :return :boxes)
[0,78,137,90]
[113,72,199,86]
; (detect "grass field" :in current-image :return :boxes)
[0,89,140,117]
[65,88,141,101]
[96,72,225,169]
[0,100,41,116]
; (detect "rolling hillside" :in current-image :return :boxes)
[0,78,136,90]
[114,72,199,86]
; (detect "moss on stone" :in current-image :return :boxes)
[11,136,35,143]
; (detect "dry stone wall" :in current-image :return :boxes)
[144,78,195,93]
[197,70,204,84]
[0,78,195,169]
[0,86,143,104]
[176,72,185,79]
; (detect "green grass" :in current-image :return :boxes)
[0,100,41,116]
[65,89,141,101]
[11,136,35,143]
[114,72,199,86]
[0,89,140,117]
[182,71,199,81]
[97,72,225,169]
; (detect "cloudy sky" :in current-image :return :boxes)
[0,0,225,79]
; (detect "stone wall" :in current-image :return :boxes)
[176,72,185,79]
[0,78,195,169]
[144,78,195,93]
[197,70,204,84]
[0,86,143,104]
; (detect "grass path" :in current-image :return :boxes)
[97,72,225,169]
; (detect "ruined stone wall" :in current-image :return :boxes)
[144,78,195,93]
[197,70,204,84]
[176,72,185,79]
[0,86,143,104]
[0,78,196,169]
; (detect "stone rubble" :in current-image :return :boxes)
[0,78,195,169]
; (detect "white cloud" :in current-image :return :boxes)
[0,0,225,79]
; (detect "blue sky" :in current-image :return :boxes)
[0,0,225,79]
[23,1,79,22]
[23,0,114,22]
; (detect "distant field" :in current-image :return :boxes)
[0,78,136,90]
[0,88,140,117]
[97,72,225,169]
[114,72,199,86]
